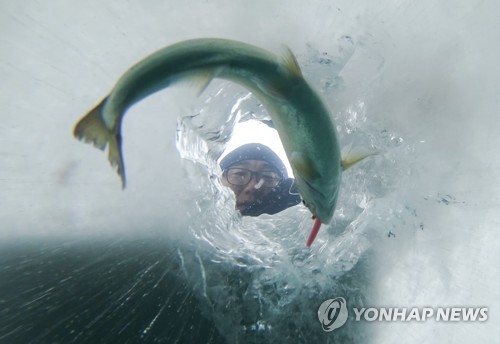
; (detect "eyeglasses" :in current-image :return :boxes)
[224,168,282,188]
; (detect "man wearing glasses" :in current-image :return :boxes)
[220,143,301,216]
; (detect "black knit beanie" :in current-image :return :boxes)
[219,143,288,179]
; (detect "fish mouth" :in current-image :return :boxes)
[300,179,335,221]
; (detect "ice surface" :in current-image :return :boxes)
[1,0,499,343]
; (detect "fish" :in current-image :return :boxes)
[73,38,366,246]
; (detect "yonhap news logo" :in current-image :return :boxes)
[317,297,349,332]
[317,297,488,332]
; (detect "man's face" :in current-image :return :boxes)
[222,160,281,211]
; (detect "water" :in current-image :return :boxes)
[1,0,499,343]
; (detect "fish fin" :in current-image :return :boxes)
[107,123,126,188]
[258,82,286,100]
[281,46,303,78]
[182,70,215,96]
[264,46,301,98]
[290,152,321,181]
[341,150,379,171]
[74,98,111,150]
[73,98,126,188]
[306,217,322,247]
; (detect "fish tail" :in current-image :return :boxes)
[73,97,126,187]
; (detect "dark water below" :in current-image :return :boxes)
[0,235,372,344]
[0,237,226,344]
